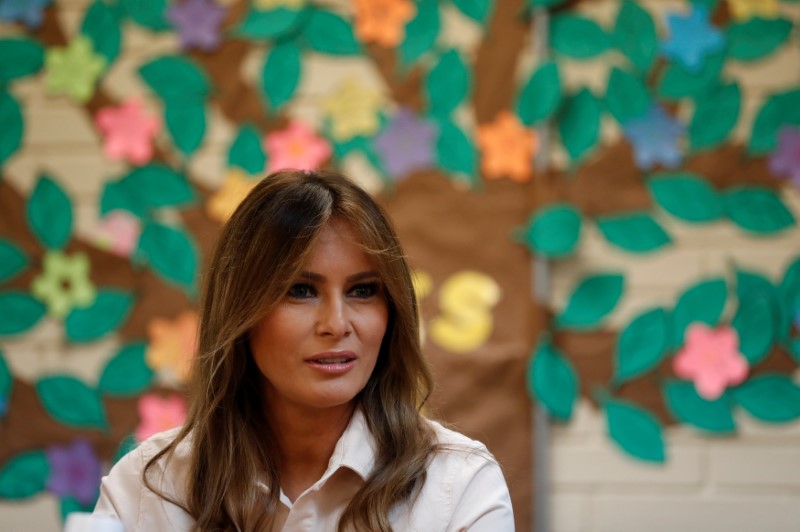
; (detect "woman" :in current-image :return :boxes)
[94,170,514,531]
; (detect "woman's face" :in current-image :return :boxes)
[250,218,389,416]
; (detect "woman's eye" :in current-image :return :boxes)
[287,284,315,299]
[350,283,380,298]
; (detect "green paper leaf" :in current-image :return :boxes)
[228,125,266,174]
[0,451,50,499]
[399,0,440,65]
[137,222,198,292]
[65,290,134,342]
[526,339,578,421]
[658,53,725,100]
[0,239,28,282]
[605,67,650,124]
[165,100,206,156]
[727,17,792,62]
[435,120,477,185]
[596,212,671,253]
[748,89,800,155]
[733,374,800,423]
[647,173,723,223]
[139,56,211,102]
[520,203,582,258]
[119,165,195,214]
[672,278,727,345]
[615,307,669,384]
[0,90,23,167]
[723,187,795,235]
[112,433,137,464]
[557,273,624,329]
[426,49,469,118]
[121,0,169,30]
[550,15,611,60]
[736,269,785,342]
[516,61,561,126]
[779,258,800,340]
[664,380,736,433]
[98,342,154,396]
[0,38,44,83]
[100,181,149,219]
[304,9,360,55]
[453,0,494,22]
[689,82,741,150]
[558,89,601,162]
[261,41,301,112]
[528,0,568,7]
[0,351,11,398]
[27,175,73,250]
[790,339,800,364]
[0,292,45,336]
[612,0,657,73]
[605,399,665,463]
[60,497,95,523]
[36,376,108,430]
[81,0,122,65]
[732,293,774,365]
[236,7,308,41]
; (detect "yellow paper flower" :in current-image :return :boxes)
[207,169,260,223]
[45,36,106,103]
[726,0,780,21]
[322,77,385,142]
[253,0,305,10]
[30,251,96,318]
[145,311,199,383]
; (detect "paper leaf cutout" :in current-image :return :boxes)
[426,49,469,118]
[228,125,267,174]
[435,119,477,185]
[527,339,578,421]
[453,0,493,22]
[529,0,568,7]
[727,17,792,62]
[0,351,12,398]
[658,52,724,100]
[121,0,169,30]
[236,7,308,40]
[605,67,650,124]
[304,9,360,55]
[736,269,787,343]
[101,165,195,218]
[137,222,199,293]
[520,203,582,258]
[723,187,795,234]
[615,307,669,384]
[262,41,301,111]
[663,380,736,433]
[139,55,211,102]
[65,290,134,342]
[0,38,44,83]
[605,399,665,463]
[748,89,800,155]
[550,14,610,60]
[558,89,601,162]
[612,0,657,73]
[517,61,561,126]
[0,91,23,168]
[672,278,727,345]
[398,0,439,65]
[596,212,671,253]
[689,82,741,150]
[779,258,800,340]
[27,175,73,250]
[35,376,108,430]
[0,292,45,336]
[0,451,50,499]
[80,0,121,65]
[557,273,624,329]
[0,239,28,282]
[733,374,800,423]
[165,100,206,156]
[647,172,723,223]
[112,434,137,464]
[732,293,774,365]
[98,342,154,397]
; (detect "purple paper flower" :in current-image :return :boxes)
[0,0,52,28]
[661,7,724,73]
[373,108,437,179]
[167,0,226,52]
[46,439,102,506]
[623,105,684,171]
[769,127,800,189]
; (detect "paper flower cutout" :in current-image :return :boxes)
[167,0,227,52]
[31,251,96,319]
[264,121,332,173]
[322,77,384,142]
[136,393,188,442]
[477,111,538,183]
[254,0,306,9]
[207,169,259,223]
[673,323,749,400]
[353,0,416,47]
[0,0,51,28]
[145,310,199,382]
[46,439,102,505]
[44,36,106,103]
[373,108,437,179]
[726,0,780,21]
[623,105,684,171]
[661,7,725,73]
[769,127,800,189]
[95,98,160,165]
[90,210,142,258]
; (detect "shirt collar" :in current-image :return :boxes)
[326,407,376,481]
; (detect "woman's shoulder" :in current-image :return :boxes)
[424,417,493,455]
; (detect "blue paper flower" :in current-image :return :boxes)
[623,105,684,171]
[661,7,724,73]
[0,0,52,28]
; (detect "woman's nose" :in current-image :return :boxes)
[315,296,351,337]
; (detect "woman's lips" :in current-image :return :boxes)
[305,352,357,374]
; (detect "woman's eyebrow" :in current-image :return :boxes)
[297,271,380,283]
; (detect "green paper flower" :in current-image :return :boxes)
[31,251,96,318]
[44,36,106,103]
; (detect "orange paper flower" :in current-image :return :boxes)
[353,0,416,47]
[477,111,538,183]
[145,311,199,383]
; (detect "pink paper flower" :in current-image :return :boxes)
[91,210,142,257]
[95,98,160,165]
[135,393,188,442]
[673,323,749,400]
[263,121,331,173]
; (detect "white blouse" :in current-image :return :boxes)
[93,409,515,531]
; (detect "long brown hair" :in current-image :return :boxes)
[143,170,437,531]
